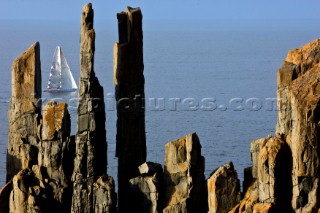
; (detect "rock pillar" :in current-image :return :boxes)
[257,137,292,212]
[113,6,146,211]
[71,3,114,213]
[7,42,41,182]
[207,162,241,213]
[163,133,206,213]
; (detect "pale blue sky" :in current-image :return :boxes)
[1,0,320,22]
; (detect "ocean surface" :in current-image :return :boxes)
[1,19,320,189]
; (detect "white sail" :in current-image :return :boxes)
[60,49,78,90]
[45,46,77,92]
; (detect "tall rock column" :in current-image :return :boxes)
[113,6,146,211]
[71,3,115,213]
[7,42,41,182]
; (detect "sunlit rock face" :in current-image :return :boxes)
[207,161,241,213]
[7,42,42,182]
[276,39,320,212]
[163,133,206,213]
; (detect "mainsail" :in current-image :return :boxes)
[44,46,78,92]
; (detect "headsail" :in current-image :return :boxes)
[44,46,77,92]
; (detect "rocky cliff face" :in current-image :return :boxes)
[277,39,320,212]
[6,100,75,213]
[7,42,41,182]
[232,39,320,213]
[3,2,320,213]
[113,6,146,212]
[276,39,320,138]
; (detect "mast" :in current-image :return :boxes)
[58,46,62,89]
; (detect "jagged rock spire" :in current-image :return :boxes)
[71,3,115,213]
[113,6,146,212]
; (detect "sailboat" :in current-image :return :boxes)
[44,46,78,92]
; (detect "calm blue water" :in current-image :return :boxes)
[1,19,320,188]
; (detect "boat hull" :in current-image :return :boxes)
[44,88,77,93]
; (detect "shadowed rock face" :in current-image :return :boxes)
[113,6,146,212]
[257,136,292,212]
[128,162,164,213]
[163,133,206,213]
[93,176,117,213]
[9,169,49,213]
[0,181,12,213]
[7,42,41,182]
[207,162,241,213]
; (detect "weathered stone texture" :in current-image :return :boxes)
[71,3,113,213]
[207,161,241,213]
[38,101,74,212]
[229,180,259,213]
[257,137,292,212]
[163,133,206,213]
[9,169,48,213]
[252,203,275,213]
[276,39,320,138]
[250,138,266,179]
[128,162,163,213]
[290,66,320,212]
[275,39,320,212]
[7,42,41,182]
[114,6,146,212]
[93,176,117,213]
[232,136,292,213]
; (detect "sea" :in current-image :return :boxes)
[1,19,320,189]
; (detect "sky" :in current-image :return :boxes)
[1,0,320,22]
